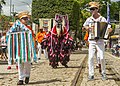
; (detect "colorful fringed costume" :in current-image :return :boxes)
[41,15,74,68]
[6,20,37,65]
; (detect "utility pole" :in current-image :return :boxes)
[12,4,14,22]
[10,0,12,18]
[107,2,110,23]
[118,11,120,42]
[106,1,111,48]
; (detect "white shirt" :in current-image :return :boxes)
[0,35,7,48]
[83,15,107,44]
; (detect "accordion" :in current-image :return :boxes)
[89,22,111,40]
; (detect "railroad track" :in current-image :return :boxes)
[106,52,120,85]
[71,52,120,86]
[71,54,88,86]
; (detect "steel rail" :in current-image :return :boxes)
[71,55,87,86]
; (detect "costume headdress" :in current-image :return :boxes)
[55,14,64,37]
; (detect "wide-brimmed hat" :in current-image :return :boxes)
[9,22,14,26]
[17,11,29,19]
[89,2,99,9]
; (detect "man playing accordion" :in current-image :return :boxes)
[82,2,112,81]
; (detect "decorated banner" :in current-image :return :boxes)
[39,18,52,32]
[6,20,37,64]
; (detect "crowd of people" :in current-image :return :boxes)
[0,1,115,85]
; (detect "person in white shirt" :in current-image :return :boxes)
[0,34,6,48]
[0,33,7,60]
[82,1,111,80]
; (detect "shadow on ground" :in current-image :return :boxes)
[57,66,80,69]
[29,79,61,85]
[0,60,7,65]
[0,72,17,75]
[72,50,88,54]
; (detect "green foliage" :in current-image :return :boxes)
[32,0,80,30]
[71,1,80,40]
[111,23,116,30]
[0,15,11,30]
[32,0,73,18]
[109,23,116,36]
[110,1,120,21]
[98,0,120,21]
[71,1,80,30]
[32,0,120,41]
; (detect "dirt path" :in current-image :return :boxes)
[80,52,120,86]
[0,50,120,86]
[0,52,86,86]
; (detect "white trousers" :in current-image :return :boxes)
[88,40,106,76]
[37,43,48,59]
[95,51,100,65]
[18,61,31,80]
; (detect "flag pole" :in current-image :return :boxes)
[107,2,110,23]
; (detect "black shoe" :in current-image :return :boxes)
[25,77,29,84]
[88,76,94,81]
[53,66,57,69]
[17,80,23,85]
[96,65,99,69]
[52,65,57,69]
[99,64,101,73]
[63,64,68,68]
[38,58,41,60]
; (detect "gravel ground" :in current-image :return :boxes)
[0,50,120,86]
[80,52,120,86]
[0,52,86,86]
[105,52,120,75]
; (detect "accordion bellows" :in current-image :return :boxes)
[90,22,111,40]
[6,20,37,64]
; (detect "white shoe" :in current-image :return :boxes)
[102,74,107,80]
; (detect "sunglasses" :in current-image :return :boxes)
[21,17,29,20]
[90,8,97,11]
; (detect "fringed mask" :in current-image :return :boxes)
[56,20,62,37]
[55,15,65,37]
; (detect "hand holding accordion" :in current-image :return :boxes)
[89,22,111,40]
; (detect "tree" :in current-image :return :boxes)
[32,0,120,42]
[0,15,11,30]
[0,0,6,15]
[32,0,81,43]
[94,0,120,21]
[32,0,80,29]
[110,1,120,21]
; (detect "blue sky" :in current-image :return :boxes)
[2,0,32,16]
